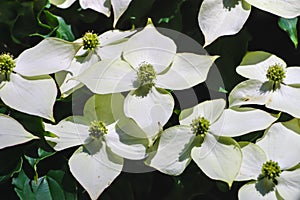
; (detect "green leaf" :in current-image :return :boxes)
[24,148,55,182]
[12,169,76,200]
[278,17,298,48]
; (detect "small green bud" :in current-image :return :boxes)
[266,64,285,84]
[89,120,108,139]
[137,63,156,86]
[0,53,15,75]
[261,160,281,181]
[82,32,100,50]
[190,117,210,136]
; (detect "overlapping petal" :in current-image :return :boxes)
[79,0,111,17]
[145,126,195,175]
[276,169,300,200]
[238,181,277,200]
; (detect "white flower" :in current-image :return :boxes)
[145,99,277,186]
[198,0,300,46]
[75,19,218,139]
[49,0,133,27]
[229,51,300,118]
[0,53,57,120]
[236,119,300,200]
[15,30,135,97]
[0,114,38,150]
[44,94,147,200]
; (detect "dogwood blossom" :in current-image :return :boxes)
[76,19,218,139]
[44,94,147,200]
[198,0,300,46]
[14,30,134,97]
[50,0,133,26]
[145,99,277,186]
[229,51,300,118]
[0,53,57,120]
[236,119,300,199]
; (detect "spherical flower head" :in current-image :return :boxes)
[190,117,210,137]
[82,32,100,50]
[0,53,15,75]
[261,160,281,182]
[266,64,285,84]
[137,63,156,86]
[88,120,108,139]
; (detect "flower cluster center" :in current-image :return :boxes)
[88,120,108,139]
[0,53,15,75]
[82,32,100,50]
[266,64,285,83]
[137,63,156,86]
[261,160,281,181]
[190,117,210,136]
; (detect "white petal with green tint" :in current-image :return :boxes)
[268,84,300,118]
[229,80,272,108]
[111,0,133,27]
[191,134,242,186]
[146,126,195,175]
[256,121,300,170]
[59,51,100,97]
[198,0,251,46]
[276,169,300,200]
[15,38,81,76]
[75,59,136,94]
[0,114,38,149]
[50,0,76,8]
[238,181,277,200]
[180,99,226,125]
[44,118,90,151]
[69,144,123,200]
[98,30,135,46]
[105,121,147,160]
[245,0,300,18]
[285,67,300,85]
[235,143,267,181]
[123,22,177,73]
[124,88,174,139]
[210,108,277,137]
[236,51,287,82]
[96,43,127,60]
[79,0,111,17]
[0,74,57,121]
[155,53,218,90]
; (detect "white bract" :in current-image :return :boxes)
[0,114,38,149]
[236,119,300,200]
[229,51,300,118]
[44,94,147,200]
[76,19,218,139]
[0,53,57,121]
[49,0,133,27]
[198,0,300,46]
[145,99,277,186]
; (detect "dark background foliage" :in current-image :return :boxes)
[0,0,299,199]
